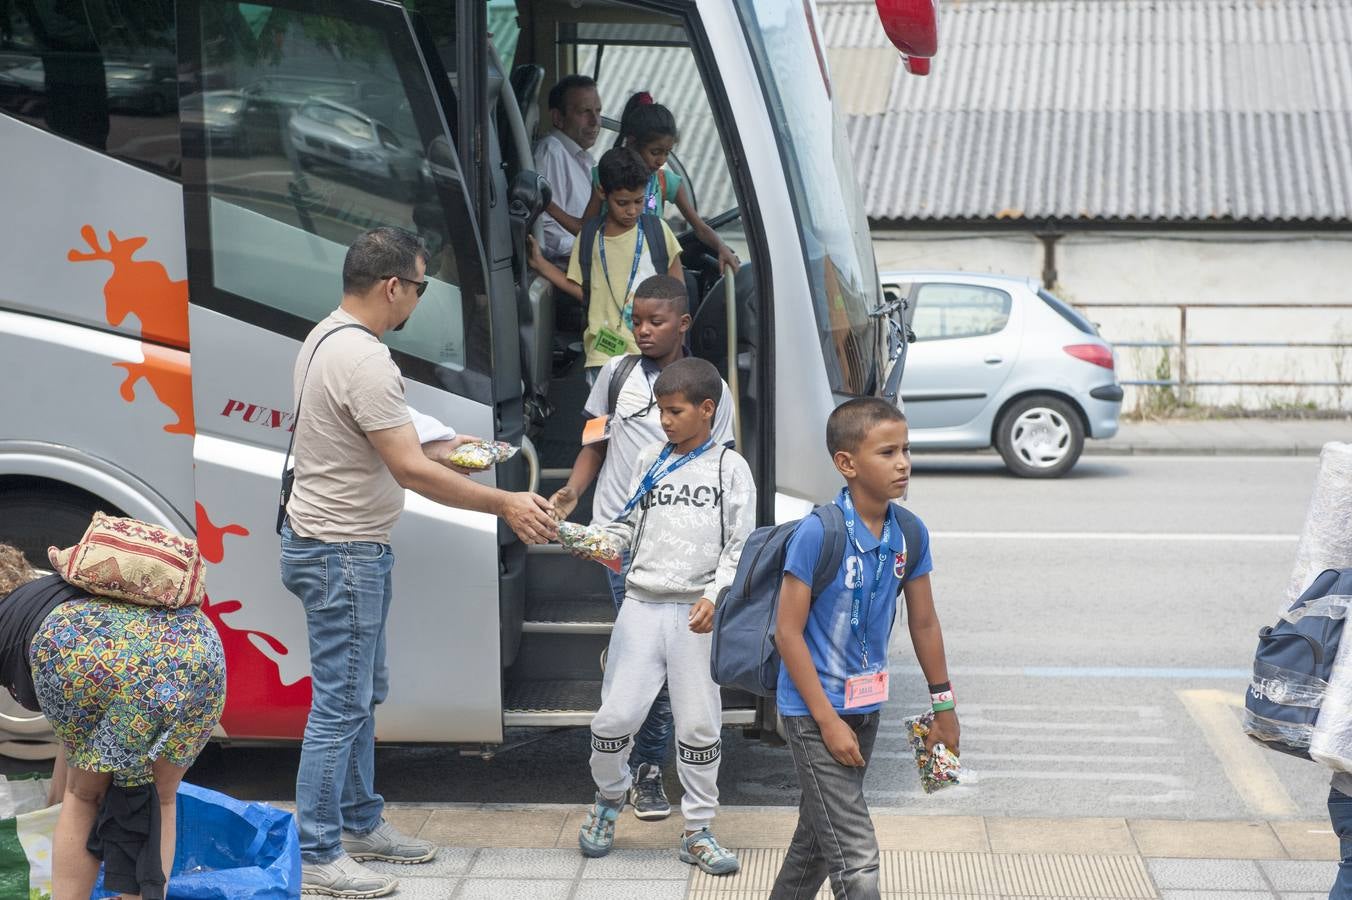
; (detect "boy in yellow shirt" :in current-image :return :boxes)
[528,147,684,382]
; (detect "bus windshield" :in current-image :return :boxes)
[737,0,880,396]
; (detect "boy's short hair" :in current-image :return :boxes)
[597,147,650,195]
[654,357,721,408]
[633,275,689,315]
[547,74,596,112]
[826,398,907,455]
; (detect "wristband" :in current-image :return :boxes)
[931,699,955,713]
[930,685,954,713]
[927,681,951,694]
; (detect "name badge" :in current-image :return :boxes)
[843,670,889,709]
[593,326,628,357]
[581,415,610,446]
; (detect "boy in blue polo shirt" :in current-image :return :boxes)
[771,398,960,900]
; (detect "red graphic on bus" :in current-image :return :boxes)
[196,503,313,739]
[68,225,196,436]
[194,502,250,565]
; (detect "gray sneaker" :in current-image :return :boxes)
[301,853,398,898]
[629,763,672,820]
[342,820,438,864]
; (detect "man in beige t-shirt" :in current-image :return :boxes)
[280,227,556,898]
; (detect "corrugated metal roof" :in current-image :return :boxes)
[821,0,1352,225]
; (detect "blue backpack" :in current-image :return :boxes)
[710,502,923,697]
[1243,568,1352,759]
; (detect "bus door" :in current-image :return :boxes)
[176,0,513,743]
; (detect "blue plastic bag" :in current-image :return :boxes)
[93,782,299,899]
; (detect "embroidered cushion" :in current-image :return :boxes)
[48,513,205,609]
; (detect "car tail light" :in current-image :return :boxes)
[1064,343,1114,370]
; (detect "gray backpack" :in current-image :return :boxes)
[1243,568,1352,759]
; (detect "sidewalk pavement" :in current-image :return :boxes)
[1087,418,1349,457]
[318,803,1344,899]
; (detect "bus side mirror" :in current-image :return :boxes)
[874,0,938,75]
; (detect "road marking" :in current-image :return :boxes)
[931,531,1297,542]
[895,664,1251,679]
[873,752,1173,765]
[874,730,1176,745]
[1177,688,1298,817]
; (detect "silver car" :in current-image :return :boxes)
[883,271,1122,477]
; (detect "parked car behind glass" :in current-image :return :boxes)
[883,271,1122,477]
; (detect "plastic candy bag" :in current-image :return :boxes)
[557,522,623,573]
[446,440,518,471]
[904,710,962,794]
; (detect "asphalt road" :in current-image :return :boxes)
[171,453,1333,822]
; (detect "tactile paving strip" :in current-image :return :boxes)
[688,850,1158,899]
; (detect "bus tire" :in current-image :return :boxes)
[0,481,113,569]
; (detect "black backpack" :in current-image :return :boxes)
[577,213,668,311]
[711,502,924,697]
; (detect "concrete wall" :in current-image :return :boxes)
[872,230,1352,413]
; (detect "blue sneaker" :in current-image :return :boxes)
[578,792,624,858]
[679,827,740,876]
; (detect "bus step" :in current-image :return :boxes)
[503,678,601,727]
[522,596,614,634]
[502,680,756,728]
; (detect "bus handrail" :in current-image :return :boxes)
[724,265,743,451]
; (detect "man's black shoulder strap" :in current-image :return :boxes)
[606,354,643,417]
[280,322,375,482]
[578,215,606,307]
[639,213,668,274]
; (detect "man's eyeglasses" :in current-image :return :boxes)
[383,275,429,297]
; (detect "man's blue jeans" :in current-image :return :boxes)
[1330,786,1352,900]
[281,522,394,864]
[606,550,673,769]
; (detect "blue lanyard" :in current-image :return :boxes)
[621,438,716,517]
[597,216,646,331]
[842,489,892,669]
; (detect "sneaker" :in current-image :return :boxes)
[629,763,672,820]
[301,853,398,898]
[342,820,437,864]
[578,791,625,858]
[679,827,741,876]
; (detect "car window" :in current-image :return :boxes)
[913,283,1012,341]
[1038,288,1099,336]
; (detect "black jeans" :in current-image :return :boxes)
[770,712,882,900]
[1330,786,1352,900]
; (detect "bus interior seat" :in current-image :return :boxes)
[510,64,545,140]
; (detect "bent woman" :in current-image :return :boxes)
[0,532,225,900]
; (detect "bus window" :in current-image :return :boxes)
[182,1,490,388]
[0,0,179,178]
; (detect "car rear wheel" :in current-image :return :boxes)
[995,395,1085,478]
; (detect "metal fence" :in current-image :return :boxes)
[1071,302,1352,398]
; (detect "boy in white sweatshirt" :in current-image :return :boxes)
[579,357,754,876]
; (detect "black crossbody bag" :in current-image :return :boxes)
[276,322,376,535]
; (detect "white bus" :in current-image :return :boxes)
[0,0,935,754]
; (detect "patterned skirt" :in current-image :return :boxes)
[30,600,226,786]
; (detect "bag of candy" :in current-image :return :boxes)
[446,440,518,471]
[557,522,623,573]
[903,710,962,794]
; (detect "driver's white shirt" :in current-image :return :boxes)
[534,129,596,263]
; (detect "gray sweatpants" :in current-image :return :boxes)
[589,600,723,829]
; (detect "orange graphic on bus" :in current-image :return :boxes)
[68,225,196,435]
[67,225,189,348]
[115,343,195,435]
[194,502,250,565]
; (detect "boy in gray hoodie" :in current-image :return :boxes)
[579,358,755,876]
